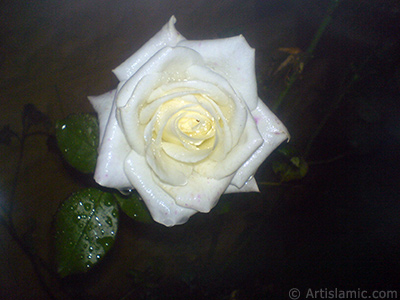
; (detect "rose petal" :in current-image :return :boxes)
[160,173,233,213]
[229,99,289,189]
[186,64,249,160]
[88,89,132,189]
[225,177,259,193]
[116,46,239,160]
[178,35,258,110]
[113,16,186,81]
[144,111,194,186]
[125,150,196,226]
[88,89,116,143]
[195,108,263,179]
[162,142,211,163]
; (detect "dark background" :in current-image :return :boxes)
[1,0,399,299]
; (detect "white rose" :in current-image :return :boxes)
[89,16,289,226]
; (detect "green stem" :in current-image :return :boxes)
[273,0,341,111]
[305,0,340,56]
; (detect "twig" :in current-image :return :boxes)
[273,0,341,111]
[0,217,58,300]
[259,181,283,186]
[0,128,68,300]
[308,153,348,165]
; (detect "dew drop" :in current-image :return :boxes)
[105,217,113,227]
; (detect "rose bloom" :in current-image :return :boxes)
[89,16,289,226]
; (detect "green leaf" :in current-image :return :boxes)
[272,144,308,182]
[54,188,119,277]
[276,144,298,158]
[113,192,153,224]
[272,156,309,182]
[55,114,99,173]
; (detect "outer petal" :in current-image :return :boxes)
[157,172,233,213]
[88,89,116,143]
[178,35,258,110]
[113,16,186,81]
[124,150,197,227]
[225,177,259,193]
[88,88,131,189]
[229,99,289,189]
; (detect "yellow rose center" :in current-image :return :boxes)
[155,96,217,151]
[178,114,214,138]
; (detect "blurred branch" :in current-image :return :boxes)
[273,0,341,111]
[303,37,396,158]
[0,105,70,300]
